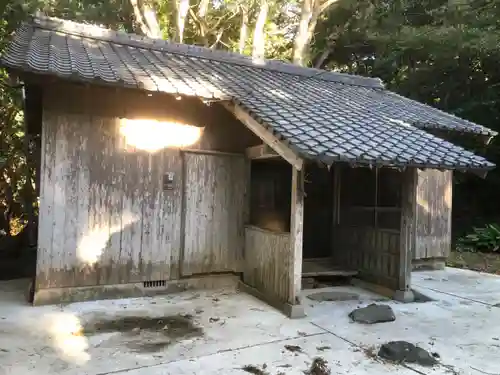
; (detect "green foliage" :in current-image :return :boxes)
[458,224,500,253]
[0,0,136,238]
[312,0,500,230]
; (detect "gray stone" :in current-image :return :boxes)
[378,341,439,367]
[348,303,395,324]
[307,291,359,302]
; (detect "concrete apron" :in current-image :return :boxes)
[0,268,498,375]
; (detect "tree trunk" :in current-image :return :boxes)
[197,0,210,44]
[252,0,268,62]
[293,0,313,66]
[293,0,340,66]
[238,4,249,54]
[142,1,161,37]
[314,42,334,69]
[175,0,190,43]
[130,0,161,38]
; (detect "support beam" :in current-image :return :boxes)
[289,166,304,305]
[222,102,304,170]
[245,144,279,160]
[396,167,417,302]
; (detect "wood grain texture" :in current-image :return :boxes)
[244,226,291,303]
[415,169,452,260]
[36,81,262,292]
[399,168,417,292]
[289,167,304,304]
[334,226,401,290]
[182,152,248,275]
[36,112,184,289]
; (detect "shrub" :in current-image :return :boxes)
[457,224,500,253]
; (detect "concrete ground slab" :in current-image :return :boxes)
[413,267,500,306]
[122,333,417,375]
[1,268,500,375]
[0,279,321,375]
[308,277,500,375]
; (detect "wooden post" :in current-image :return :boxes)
[396,167,417,302]
[289,166,304,308]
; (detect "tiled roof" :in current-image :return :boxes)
[1,15,496,171]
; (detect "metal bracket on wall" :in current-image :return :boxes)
[163,172,175,190]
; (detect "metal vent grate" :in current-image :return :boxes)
[143,280,167,288]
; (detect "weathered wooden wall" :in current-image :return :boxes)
[334,227,401,289]
[415,169,452,261]
[244,226,291,303]
[183,153,248,275]
[332,165,414,292]
[36,81,257,290]
[37,112,183,288]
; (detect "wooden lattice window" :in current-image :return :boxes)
[340,167,402,230]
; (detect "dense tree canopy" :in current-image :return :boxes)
[1,0,499,243]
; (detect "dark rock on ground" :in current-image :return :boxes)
[378,341,438,367]
[348,303,395,324]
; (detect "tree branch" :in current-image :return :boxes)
[318,0,341,16]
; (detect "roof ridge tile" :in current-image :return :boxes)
[30,13,384,89]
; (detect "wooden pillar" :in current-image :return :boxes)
[396,167,417,302]
[289,166,304,307]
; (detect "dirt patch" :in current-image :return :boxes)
[304,357,331,375]
[362,345,378,359]
[82,314,203,352]
[307,291,359,302]
[242,364,269,375]
[302,276,353,290]
[316,346,330,351]
[447,251,500,275]
[284,344,303,353]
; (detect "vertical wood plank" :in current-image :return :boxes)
[105,118,124,286]
[90,117,114,286]
[50,115,68,288]
[73,115,91,286]
[244,227,290,302]
[399,168,417,292]
[182,152,247,275]
[61,114,81,288]
[36,111,56,289]
[289,166,304,304]
[147,151,163,281]
[140,153,155,280]
[120,142,149,283]
[415,169,452,260]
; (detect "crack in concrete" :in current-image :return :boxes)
[413,284,497,307]
[95,330,328,375]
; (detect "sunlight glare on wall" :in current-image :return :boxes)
[77,212,138,265]
[119,118,203,152]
